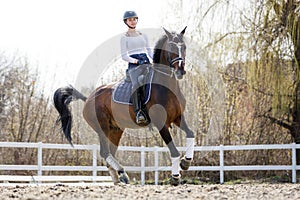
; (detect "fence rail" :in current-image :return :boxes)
[0,142,299,185]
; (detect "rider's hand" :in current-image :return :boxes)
[137,59,149,65]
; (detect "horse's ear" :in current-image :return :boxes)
[180,26,187,35]
[163,27,172,39]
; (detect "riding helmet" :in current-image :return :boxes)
[123,11,138,21]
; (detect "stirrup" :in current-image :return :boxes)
[136,110,146,124]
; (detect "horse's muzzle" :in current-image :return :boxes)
[175,69,186,79]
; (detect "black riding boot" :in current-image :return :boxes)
[131,90,146,124]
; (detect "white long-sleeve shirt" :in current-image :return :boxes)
[120,33,153,63]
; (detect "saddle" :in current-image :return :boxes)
[112,65,154,105]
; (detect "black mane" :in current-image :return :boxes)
[153,35,168,64]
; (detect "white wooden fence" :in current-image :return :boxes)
[0,142,299,185]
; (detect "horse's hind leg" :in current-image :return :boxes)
[106,128,129,185]
[96,126,129,184]
[174,115,195,170]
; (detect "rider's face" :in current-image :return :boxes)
[126,17,138,28]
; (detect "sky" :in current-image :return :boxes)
[0,0,164,93]
[0,0,250,95]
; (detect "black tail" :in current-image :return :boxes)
[53,85,87,146]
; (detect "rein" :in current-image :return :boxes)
[151,65,175,78]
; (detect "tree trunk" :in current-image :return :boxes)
[292,19,300,165]
[290,91,300,162]
[293,55,300,164]
[282,0,300,164]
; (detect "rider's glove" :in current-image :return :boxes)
[137,59,149,65]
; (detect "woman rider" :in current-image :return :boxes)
[120,11,153,124]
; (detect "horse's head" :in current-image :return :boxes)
[162,26,187,80]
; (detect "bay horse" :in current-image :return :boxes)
[53,27,195,186]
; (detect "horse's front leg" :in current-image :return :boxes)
[158,125,181,186]
[175,115,195,170]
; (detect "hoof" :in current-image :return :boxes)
[170,174,181,186]
[119,172,130,184]
[180,157,192,170]
[108,166,120,185]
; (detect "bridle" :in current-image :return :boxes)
[153,27,187,79]
[153,39,186,78]
[166,40,185,69]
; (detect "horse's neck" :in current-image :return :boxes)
[151,65,185,110]
[152,48,181,92]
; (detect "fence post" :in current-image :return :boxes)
[37,142,43,183]
[154,146,159,185]
[141,146,145,186]
[219,145,224,184]
[292,143,297,183]
[92,144,98,183]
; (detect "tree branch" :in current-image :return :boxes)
[219,69,294,98]
[205,31,250,49]
[258,113,293,132]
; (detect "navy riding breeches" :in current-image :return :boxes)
[127,53,150,91]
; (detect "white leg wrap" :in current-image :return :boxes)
[186,138,195,159]
[106,154,123,171]
[171,156,181,175]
